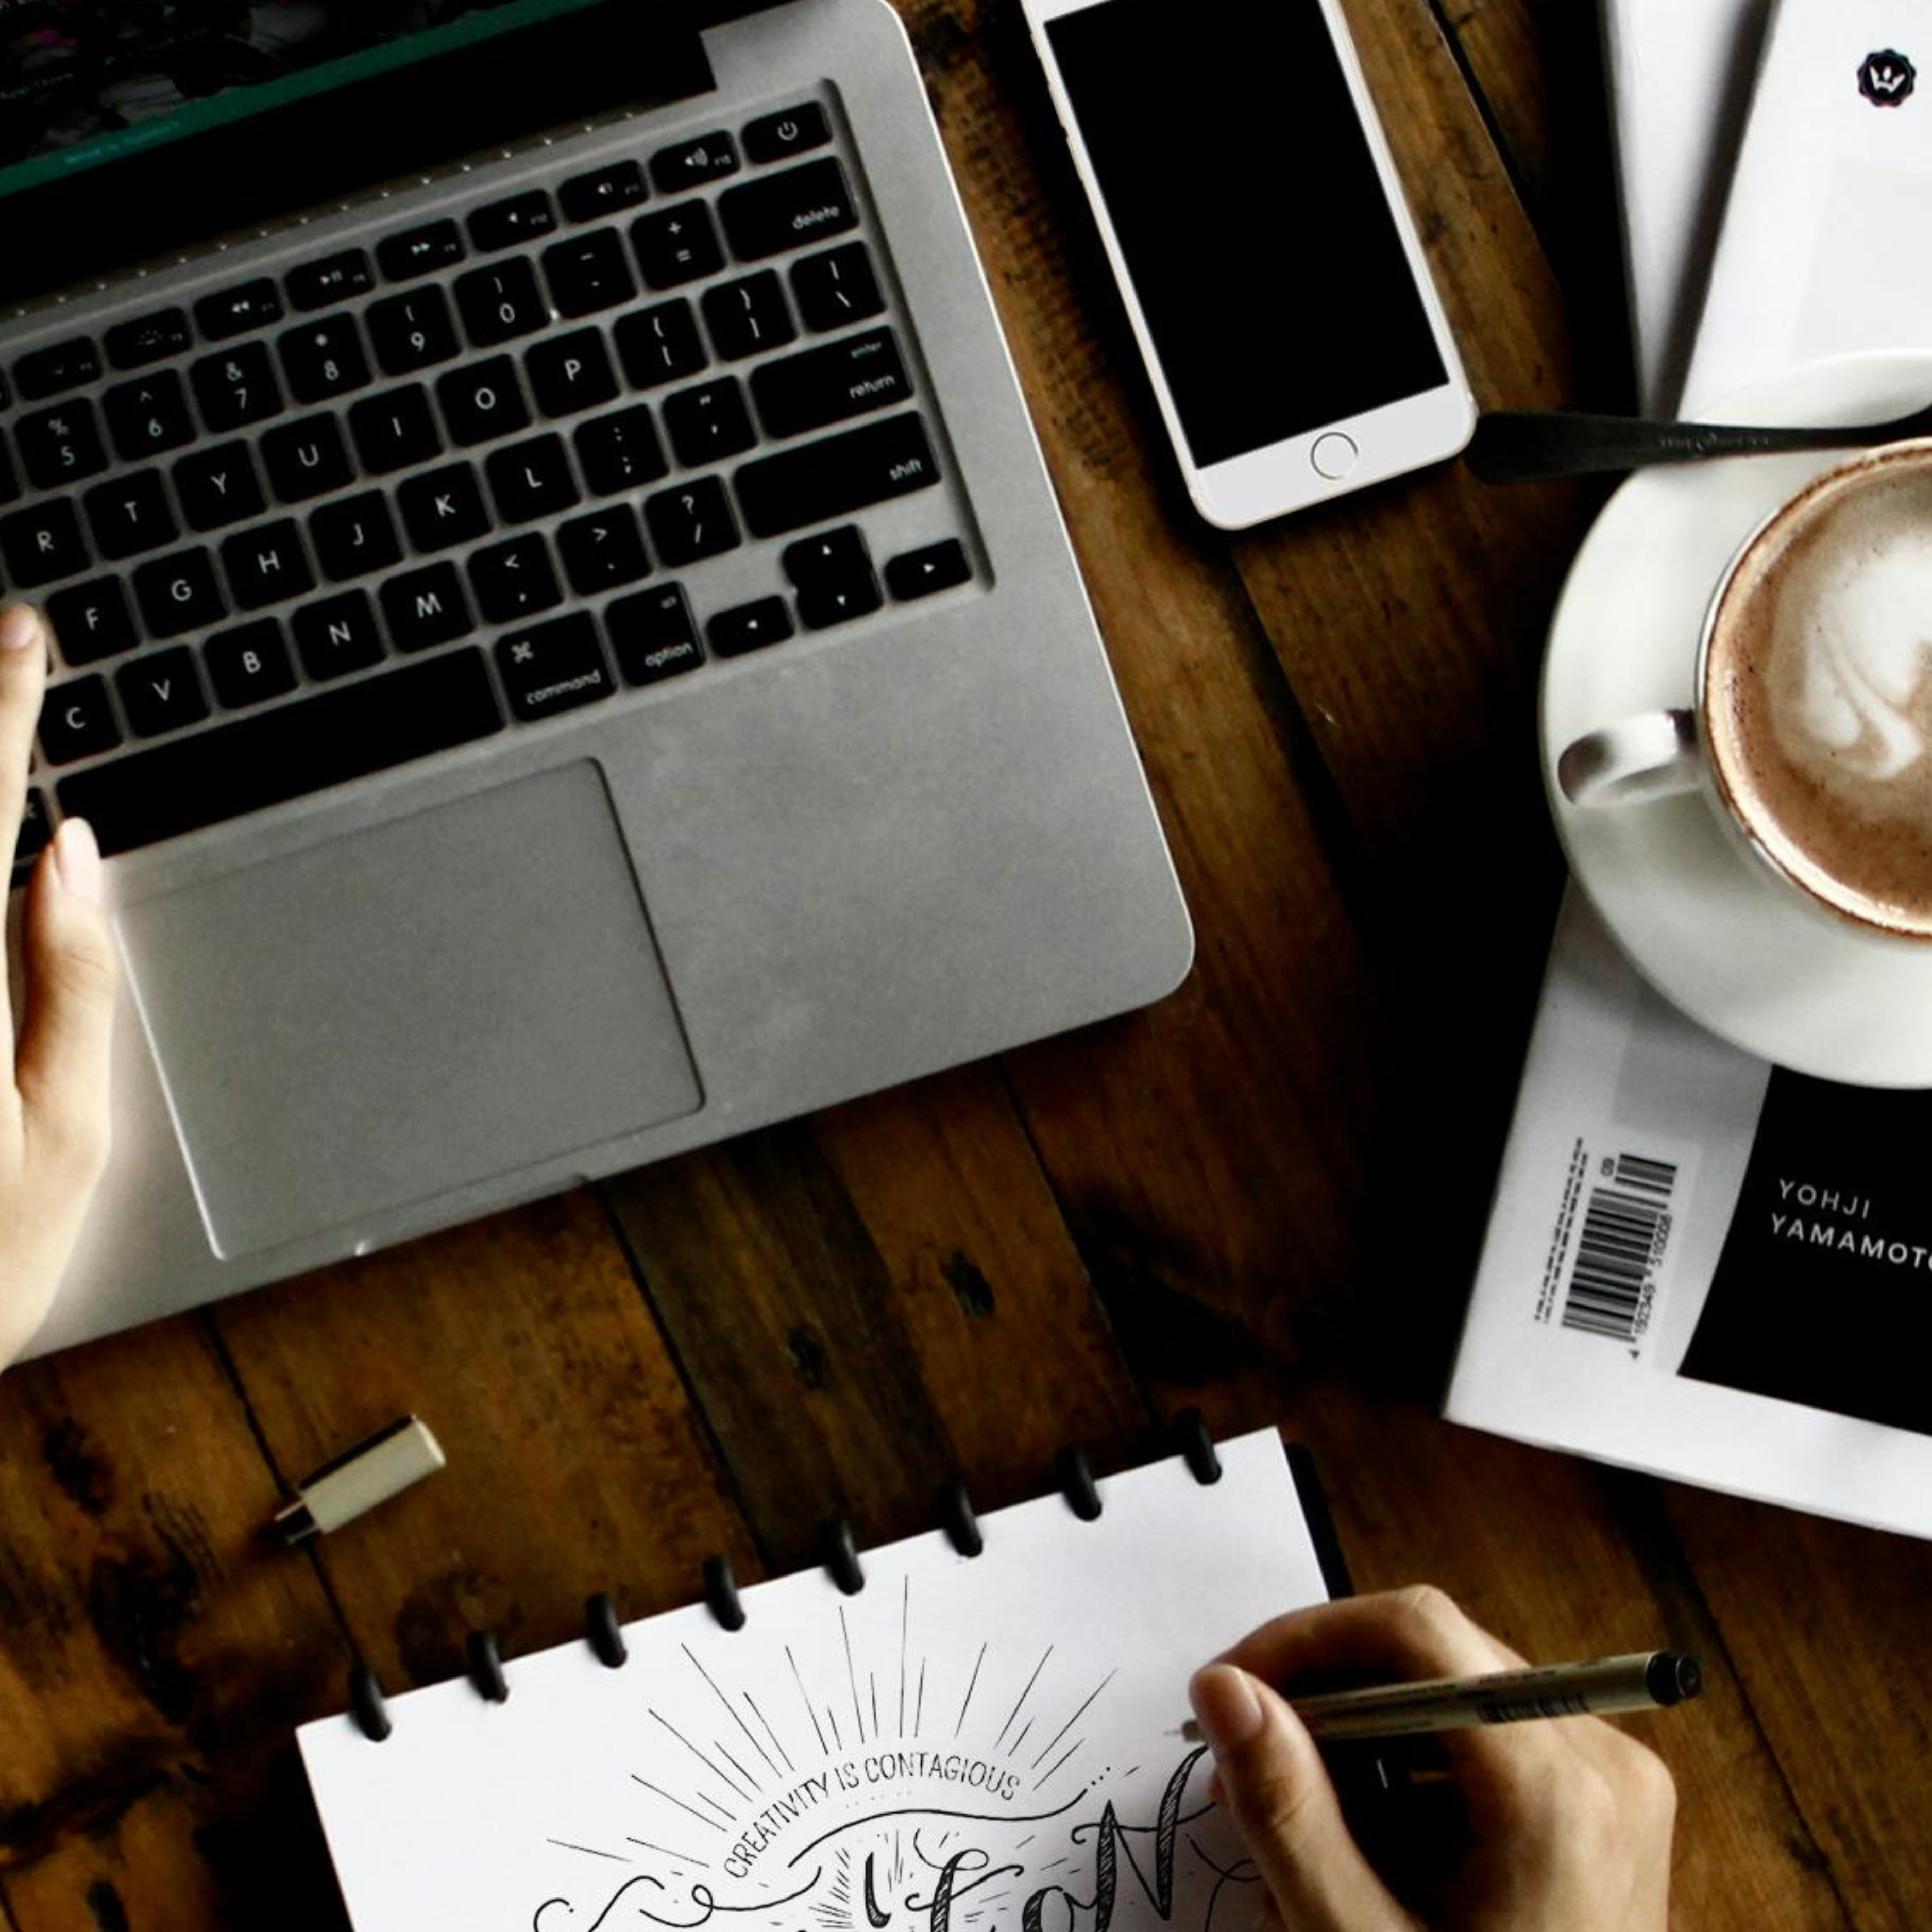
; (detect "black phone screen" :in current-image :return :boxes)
[1046,0,1451,468]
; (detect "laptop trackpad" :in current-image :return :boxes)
[120,761,702,1259]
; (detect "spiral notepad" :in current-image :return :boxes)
[298,1425,1340,1932]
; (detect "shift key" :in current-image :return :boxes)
[734,412,939,539]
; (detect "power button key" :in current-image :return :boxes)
[744,102,831,165]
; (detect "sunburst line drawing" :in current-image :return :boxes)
[653,1709,756,1806]
[994,1646,1054,1750]
[548,1839,631,1862]
[625,1838,710,1867]
[685,1641,785,1783]
[954,1642,988,1738]
[1031,1669,1117,1770]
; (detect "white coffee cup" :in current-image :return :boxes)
[1557,439,1932,942]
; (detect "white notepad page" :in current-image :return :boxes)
[299,1428,1328,1932]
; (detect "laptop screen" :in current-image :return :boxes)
[0,0,712,304]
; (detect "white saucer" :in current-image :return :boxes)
[1542,349,1932,1087]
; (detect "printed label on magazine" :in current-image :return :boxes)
[1533,1136,1700,1362]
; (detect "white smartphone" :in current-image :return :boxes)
[1021,0,1476,527]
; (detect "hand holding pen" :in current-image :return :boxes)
[1189,1587,1678,1932]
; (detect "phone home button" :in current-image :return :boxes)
[1311,432,1359,480]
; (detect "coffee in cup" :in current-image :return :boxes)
[1560,438,1932,940]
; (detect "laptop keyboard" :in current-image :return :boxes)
[2,97,975,871]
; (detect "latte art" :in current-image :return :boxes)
[1705,451,1932,937]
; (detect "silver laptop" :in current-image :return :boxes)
[2,0,1191,1356]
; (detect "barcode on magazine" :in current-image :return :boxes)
[1561,1153,1679,1342]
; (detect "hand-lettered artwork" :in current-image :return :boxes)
[299,1431,1331,1932]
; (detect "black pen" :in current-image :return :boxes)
[1180,1651,1702,1744]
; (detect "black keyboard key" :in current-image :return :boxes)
[47,579,140,667]
[0,431,16,505]
[541,231,637,319]
[469,533,562,623]
[206,618,297,709]
[279,314,372,405]
[381,562,472,652]
[664,378,756,467]
[574,405,667,495]
[116,645,209,738]
[106,309,193,370]
[398,463,491,552]
[527,329,619,419]
[56,648,504,855]
[310,491,402,582]
[294,590,385,681]
[485,433,581,525]
[735,412,939,539]
[497,611,614,721]
[885,538,971,601]
[17,401,108,488]
[643,477,739,567]
[175,443,267,532]
[133,548,227,638]
[782,524,872,587]
[104,371,197,461]
[379,219,466,282]
[631,202,724,290]
[558,505,650,595]
[196,280,284,342]
[607,584,703,685]
[349,384,444,475]
[367,286,462,377]
[438,356,531,447]
[796,572,882,630]
[222,518,316,610]
[191,343,284,433]
[14,788,50,874]
[39,676,121,765]
[287,250,375,311]
[0,500,89,588]
[791,242,885,333]
[651,132,739,194]
[720,159,858,263]
[615,300,707,389]
[16,338,101,401]
[708,595,793,658]
[752,327,909,440]
[703,271,796,361]
[468,191,557,252]
[455,260,551,348]
[744,103,832,166]
[561,160,647,223]
[84,470,177,560]
[263,416,357,504]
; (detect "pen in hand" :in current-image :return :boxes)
[1177,1650,1702,1744]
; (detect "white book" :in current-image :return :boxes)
[1600,0,1772,412]
[1684,0,1932,407]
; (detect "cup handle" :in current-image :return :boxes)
[1557,711,1701,807]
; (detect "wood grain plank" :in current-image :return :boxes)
[0,1324,345,1932]
[206,1193,756,1694]
[603,1064,1148,1576]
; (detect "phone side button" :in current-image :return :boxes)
[1310,432,1359,480]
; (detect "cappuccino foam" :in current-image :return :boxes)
[1706,453,1932,937]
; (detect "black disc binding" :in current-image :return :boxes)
[1175,1409,1223,1484]
[350,1660,392,1742]
[704,1554,747,1630]
[822,1517,866,1594]
[467,1627,510,1703]
[1056,1446,1103,1521]
[586,1591,628,1667]
[938,1475,984,1556]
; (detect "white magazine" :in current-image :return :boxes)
[1447,1,1932,1537]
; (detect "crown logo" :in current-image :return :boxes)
[1859,49,1917,105]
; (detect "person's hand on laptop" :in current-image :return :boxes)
[1190,1586,1675,1932]
[2,605,117,1368]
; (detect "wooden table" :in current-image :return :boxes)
[4,5,1927,1927]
